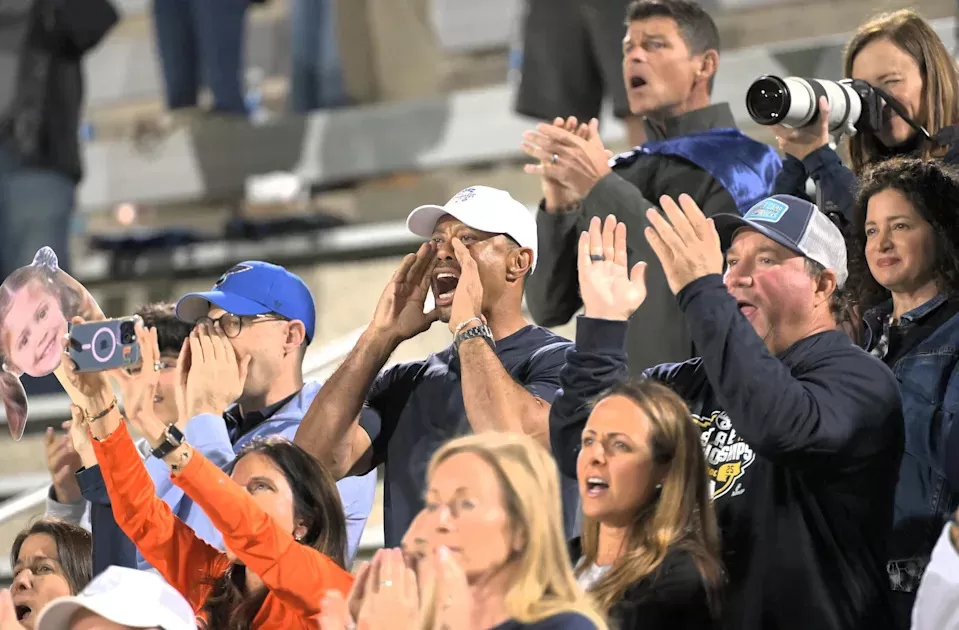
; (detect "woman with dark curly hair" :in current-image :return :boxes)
[847,156,959,628]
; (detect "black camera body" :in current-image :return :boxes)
[745,75,886,136]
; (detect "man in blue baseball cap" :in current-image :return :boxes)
[550,194,904,630]
[127,261,374,570]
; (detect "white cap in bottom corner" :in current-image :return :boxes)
[36,566,197,630]
[406,185,539,271]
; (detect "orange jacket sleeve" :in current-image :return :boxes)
[173,446,354,617]
[91,422,225,611]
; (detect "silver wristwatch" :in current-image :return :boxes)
[454,323,495,353]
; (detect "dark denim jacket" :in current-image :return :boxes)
[863,295,959,590]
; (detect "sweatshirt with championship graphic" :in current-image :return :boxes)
[550,274,904,630]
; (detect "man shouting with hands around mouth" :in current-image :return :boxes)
[295,185,582,547]
[550,195,904,630]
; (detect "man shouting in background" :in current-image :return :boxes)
[295,185,581,546]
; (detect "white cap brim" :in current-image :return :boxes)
[406,204,450,238]
[36,595,188,630]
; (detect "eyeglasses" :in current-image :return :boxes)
[194,313,288,339]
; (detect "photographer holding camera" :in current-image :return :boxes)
[757,10,959,224]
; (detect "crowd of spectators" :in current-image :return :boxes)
[1,0,959,629]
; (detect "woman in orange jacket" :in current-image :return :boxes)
[57,321,354,629]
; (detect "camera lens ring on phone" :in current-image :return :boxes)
[91,327,118,364]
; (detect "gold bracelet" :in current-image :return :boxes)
[84,398,117,423]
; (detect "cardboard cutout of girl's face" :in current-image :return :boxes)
[0,248,102,440]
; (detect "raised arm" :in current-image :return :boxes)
[89,413,222,609]
[644,195,900,463]
[296,244,438,477]
[522,117,600,327]
[170,444,354,614]
[56,323,224,607]
[550,215,646,476]
[109,324,236,550]
[448,239,552,447]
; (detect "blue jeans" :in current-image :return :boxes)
[289,0,348,112]
[0,140,76,397]
[0,140,75,279]
[152,0,249,113]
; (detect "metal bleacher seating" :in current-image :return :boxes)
[0,0,954,584]
[74,2,958,293]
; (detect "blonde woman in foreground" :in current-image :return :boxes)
[321,432,607,630]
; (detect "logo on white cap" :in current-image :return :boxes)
[451,187,479,204]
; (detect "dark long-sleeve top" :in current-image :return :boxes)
[773,137,959,226]
[550,275,905,630]
[77,464,138,575]
[568,538,719,630]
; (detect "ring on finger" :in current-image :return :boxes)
[551,153,559,165]
[590,253,604,262]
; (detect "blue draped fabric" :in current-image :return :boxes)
[613,128,782,214]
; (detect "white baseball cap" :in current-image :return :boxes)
[36,566,197,630]
[406,186,539,271]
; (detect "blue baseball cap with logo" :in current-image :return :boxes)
[175,261,316,341]
[712,194,848,288]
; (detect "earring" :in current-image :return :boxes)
[655,483,662,490]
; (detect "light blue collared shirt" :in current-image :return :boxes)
[139,381,376,570]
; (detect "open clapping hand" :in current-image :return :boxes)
[355,548,421,629]
[578,215,648,321]
[108,323,163,434]
[371,243,439,344]
[521,118,613,201]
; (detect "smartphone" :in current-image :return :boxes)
[68,317,142,373]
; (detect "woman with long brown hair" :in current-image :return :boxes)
[56,322,353,629]
[772,9,959,225]
[569,379,722,629]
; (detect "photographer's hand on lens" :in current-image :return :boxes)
[579,215,648,321]
[185,322,251,419]
[370,243,440,344]
[44,421,83,504]
[644,194,725,295]
[521,118,612,202]
[773,96,831,161]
